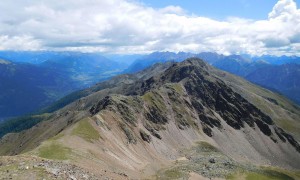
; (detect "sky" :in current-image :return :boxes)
[0,0,299,55]
[140,0,282,20]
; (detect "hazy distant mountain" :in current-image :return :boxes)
[125,52,195,73]
[211,56,300,104]
[212,55,256,76]
[246,64,300,104]
[0,51,68,64]
[252,55,300,65]
[104,54,143,65]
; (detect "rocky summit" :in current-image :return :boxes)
[0,58,300,179]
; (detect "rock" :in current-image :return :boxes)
[202,125,213,137]
[140,130,151,143]
[69,175,77,180]
[209,158,215,163]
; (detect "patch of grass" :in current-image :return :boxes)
[0,144,13,155]
[275,119,300,139]
[246,171,294,180]
[50,132,64,141]
[261,167,300,180]
[72,118,100,142]
[39,143,71,160]
[164,169,185,179]
[166,83,184,95]
[228,170,295,180]
[195,141,219,152]
[171,102,197,129]
[142,91,167,112]
[157,168,187,180]
[143,90,169,125]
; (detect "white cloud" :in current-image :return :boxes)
[0,0,299,55]
[159,6,185,15]
[0,35,41,50]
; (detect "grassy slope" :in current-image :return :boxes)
[38,143,71,160]
[71,118,100,142]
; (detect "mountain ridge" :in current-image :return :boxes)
[0,58,299,179]
[125,51,300,105]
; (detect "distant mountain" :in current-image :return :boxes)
[0,52,127,120]
[104,54,143,65]
[0,51,67,64]
[246,64,300,104]
[125,51,195,73]
[212,55,265,76]
[252,55,300,65]
[1,58,299,179]
[196,52,226,64]
[210,57,300,105]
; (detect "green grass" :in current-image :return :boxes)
[166,83,184,95]
[228,169,295,180]
[164,169,185,179]
[72,118,100,142]
[39,143,71,160]
[50,132,64,141]
[157,168,187,180]
[245,171,293,180]
[195,141,219,152]
[142,91,167,111]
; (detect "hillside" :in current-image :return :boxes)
[0,58,299,179]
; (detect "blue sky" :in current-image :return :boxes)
[140,0,298,20]
[0,0,300,55]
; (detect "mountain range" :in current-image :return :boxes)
[0,51,299,122]
[0,58,299,179]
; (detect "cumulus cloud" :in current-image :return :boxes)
[0,0,299,55]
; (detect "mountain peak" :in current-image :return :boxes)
[0,59,11,65]
[180,57,208,67]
